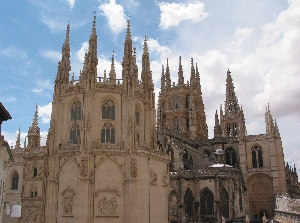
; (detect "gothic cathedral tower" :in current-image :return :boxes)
[45,17,169,223]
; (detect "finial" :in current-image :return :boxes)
[191,58,194,67]
[179,56,182,65]
[133,47,136,57]
[167,58,169,66]
[127,19,130,28]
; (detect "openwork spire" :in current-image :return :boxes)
[265,104,280,137]
[224,69,239,116]
[27,105,40,150]
[190,58,195,87]
[122,20,133,79]
[55,23,71,84]
[15,128,21,149]
[109,53,116,83]
[165,58,171,88]
[161,64,165,91]
[178,56,184,86]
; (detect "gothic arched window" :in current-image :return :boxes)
[11,171,19,190]
[101,123,115,144]
[70,123,80,144]
[33,168,37,177]
[220,187,229,218]
[173,118,179,131]
[184,188,194,217]
[251,145,263,168]
[135,110,139,125]
[200,188,214,216]
[102,99,115,120]
[225,147,237,167]
[182,149,193,170]
[172,96,179,109]
[70,101,81,121]
[226,122,237,138]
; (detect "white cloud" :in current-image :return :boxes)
[1,46,28,60]
[147,38,172,61]
[40,50,61,62]
[76,42,89,63]
[99,0,127,34]
[66,0,75,10]
[158,1,208,29]
[38,103,52,124]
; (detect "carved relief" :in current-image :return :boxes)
[80,156,88,177]
[37,162,43,177]
[26,164,32,178]
[162,172,169,186]
[87,113,91,131]
[30,183,37,197]
[25,208,38,223]
[97,197,118,216]
[128,116,133,133]
[61,186,75,216]
[131,158,137,178]
[150,169,157,185]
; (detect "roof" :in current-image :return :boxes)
[0,102,12,121]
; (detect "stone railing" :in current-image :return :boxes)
[274,196,300,223]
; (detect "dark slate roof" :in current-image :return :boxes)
[0,102,12,121]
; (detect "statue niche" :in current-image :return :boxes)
[97,196,118,216]
[61,186,75,216]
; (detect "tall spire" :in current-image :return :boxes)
[122,20,133,77]
[190,58,195,87]
[55,23,71,84]
[178,56,184,86]
[15,128,21,149]
[165,58,171,88]
[27,105,40,150]
[109,53,116,83]
[224,69,240,117]
[161,64,165,91]
[81,16,98,88]
[265,105,280,137]
[141,35,151,84]
[214,110,222,137]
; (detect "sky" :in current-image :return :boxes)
[0,0,299,173]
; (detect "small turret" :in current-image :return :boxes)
[214,110,222,137]
[160,64,165,91]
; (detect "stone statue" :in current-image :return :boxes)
[262,212,268,223]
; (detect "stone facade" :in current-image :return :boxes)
[3,17,300,223]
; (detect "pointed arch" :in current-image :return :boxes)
[182,149,193,170]
[184,187,194,217]
[59,156,80,172]
[225,147,237,167]
[69,98,82,121]
[101,99,115,120]
[169,190,179,222]
[200,187,214,216]
[220,187,229,218]
[251,144,263,168]
[11,171,19,190]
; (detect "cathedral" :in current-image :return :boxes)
[2,17,299,223]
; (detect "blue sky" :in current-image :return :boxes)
[1,0,300,172]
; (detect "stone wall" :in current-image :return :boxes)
[274,196,300,223]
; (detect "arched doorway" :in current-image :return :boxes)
[247,174,274,220]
